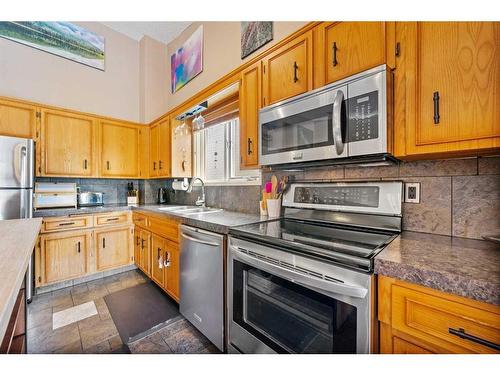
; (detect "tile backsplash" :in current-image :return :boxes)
[262,156,500,240]
[36,156,499,240]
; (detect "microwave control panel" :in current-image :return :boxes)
[348,90,378,142]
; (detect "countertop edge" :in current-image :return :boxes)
[374,258,500,306]
[0,218,42,342]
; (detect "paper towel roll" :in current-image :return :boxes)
[172,178,189,191]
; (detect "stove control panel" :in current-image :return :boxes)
[294,186,379,208]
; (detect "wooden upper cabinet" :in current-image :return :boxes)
[138,126,150,179]
[170,117,192,178]
[149,124,159,177]
[94,226,132,271]
[314,22,388,87]
[239,62,261,168]
[394,22,500,158]
[158,118,171,177]
[40,108,96,177]
[0,98,38,139]
[262,30,313,106]
[100,120,139,177]
[40,231,90,284]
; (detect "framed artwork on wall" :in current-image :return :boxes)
[0,21,105,70]
[241,22,273,59]
[171,25,203,93]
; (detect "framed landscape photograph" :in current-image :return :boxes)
[241,22,273,59]
[171,25,203,93]
[0,21,105,70]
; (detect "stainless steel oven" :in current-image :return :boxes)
[227,237,373,354]
[259,65,392,166]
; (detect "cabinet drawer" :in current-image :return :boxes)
[148,216,179,242]
[133,212,149,228]
[392,284,500,353]
[42,216,92,233]
[94,212,130,227]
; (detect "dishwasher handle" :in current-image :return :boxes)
[181,232,220,247]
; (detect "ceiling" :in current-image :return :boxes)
[101,22,191,44]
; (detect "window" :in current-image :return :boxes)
[193,118,260,185]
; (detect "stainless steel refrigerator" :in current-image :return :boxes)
[0,135,35,302]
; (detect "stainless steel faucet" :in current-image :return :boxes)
[187,177,206,207]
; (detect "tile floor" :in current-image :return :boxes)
[27,269,219,354]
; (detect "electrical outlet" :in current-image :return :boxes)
[405,182,420,203]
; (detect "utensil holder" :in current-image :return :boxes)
[266,198,281,218]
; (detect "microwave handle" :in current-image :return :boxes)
[230,244,368,299]
[332,90,345,155]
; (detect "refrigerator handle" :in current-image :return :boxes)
[13,143,27,186]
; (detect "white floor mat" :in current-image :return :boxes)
[52,301,98,330]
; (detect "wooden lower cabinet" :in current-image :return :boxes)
[39,230,91,284]
[94,226,133,271]
[132,212,180,302]
[378,275,500,354]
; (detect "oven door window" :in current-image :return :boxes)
[261,104,334,155]
[233,260,357,353]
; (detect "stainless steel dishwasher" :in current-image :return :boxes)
[179,225,224,351]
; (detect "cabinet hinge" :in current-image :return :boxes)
[395,42,401,57]
[38,276,41,282]
[36,111,41,119]
[263,65,265,74]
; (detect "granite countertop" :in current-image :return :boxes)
[375,231,500,306]
[0,218,42,341]
[33,204,265,235]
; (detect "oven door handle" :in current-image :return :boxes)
[332,90,345,155]
[230,245,368,299]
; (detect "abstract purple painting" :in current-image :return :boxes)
[171,25,203,93]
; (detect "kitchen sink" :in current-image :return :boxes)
[156,205,191,211]
[156,206,222,215]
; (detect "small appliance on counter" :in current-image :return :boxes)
[127,182,139,206]
[157,187,168,204]
[34,182,77,210]
[77,191,104,207]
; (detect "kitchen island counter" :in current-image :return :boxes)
[0,218,42,342]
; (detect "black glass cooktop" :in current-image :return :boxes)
[230,219,396,270]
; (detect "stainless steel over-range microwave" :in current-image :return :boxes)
[258,65,393,166]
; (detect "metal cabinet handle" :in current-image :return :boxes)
[102,238,106,249]
[153,161,156,170]
[165,251,171,267]
[247,138,253,155]
[332,90,345,155]
[293,61,298,83]
[433,91,440,124]
[181,160,186,172]
[84,159,88,170]
[136,236,140,246]
[77,241,81,253]
[106,217,119,222]
[395,42,401,57]
[141,238,145,249]
[157,248,161,260]
[332,41,338,66]
[58,222,75,226]
[106,161,110,170]
[159,160,163,170]
[448,328,500,351]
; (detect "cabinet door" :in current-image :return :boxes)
[0,98,38,139]
[170,117,192,177]
[95,226,131,271]
[138,126,149,179]
[149,124,159,177]
[40,231,89,284]
[164,240,180,302]
[318,22,386,85]
[239,62,261,168]
[395,22,500,158]
[100,121,139,177]
[140,229,151,276]
[158,118,171,177]
[262,31,313,106]
[151,234,165,286]
[41,109,96,177]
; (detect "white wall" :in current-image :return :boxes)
[0,22,141,122]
